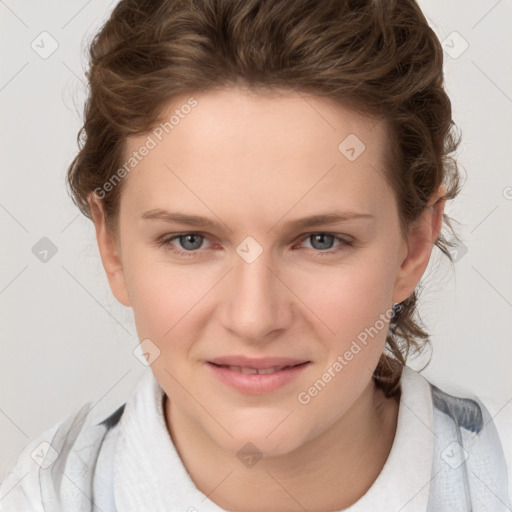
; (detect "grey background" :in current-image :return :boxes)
[1,0,511,479]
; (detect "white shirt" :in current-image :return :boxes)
[1,366,511,511]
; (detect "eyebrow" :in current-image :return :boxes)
[141,208,374,232]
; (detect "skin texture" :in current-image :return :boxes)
[89,86,445,511]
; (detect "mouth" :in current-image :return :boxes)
[206,361,311,394]
[208,361,309,375]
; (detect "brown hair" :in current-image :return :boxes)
[66,0,463,397]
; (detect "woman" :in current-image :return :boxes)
[1,0,510,510]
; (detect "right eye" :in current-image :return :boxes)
[156,232,212,257]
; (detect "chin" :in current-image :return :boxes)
[230,434,301,461]
[211,418,307,460]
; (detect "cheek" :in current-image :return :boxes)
[137,278,200,336]
[122,236,398,359]
[290,263,395,412]
[287,256,397,393]
[132,263,392,335]
[291,256,396,333]
[121,245,205,348]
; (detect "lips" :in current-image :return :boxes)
[207,355,310,370]
[210,363,307,375]
[207,358,311,394]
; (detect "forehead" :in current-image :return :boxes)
[120,87,393,221]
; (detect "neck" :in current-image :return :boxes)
[164,379,400,512]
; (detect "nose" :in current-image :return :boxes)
[220,245,293,343]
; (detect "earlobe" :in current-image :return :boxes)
[392,188,446,304]
[88,193,132,307]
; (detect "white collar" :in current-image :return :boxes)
[343,365,434,511]
[114,369,225,511]
[114,366,434,511]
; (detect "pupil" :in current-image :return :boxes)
[311,234,334,250]
[181,234,202,250]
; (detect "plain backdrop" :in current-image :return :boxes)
[1,0,511,479]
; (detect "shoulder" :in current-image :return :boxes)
[0,400,126,512]
[426,377,512,449]
[415,371,512,506]
[477,393,512,499]
[476,393,512,441]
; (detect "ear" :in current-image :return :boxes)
[392,186,446,304]
[88,193,131,307]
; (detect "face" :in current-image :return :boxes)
[90,86,442,458]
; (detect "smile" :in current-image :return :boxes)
[212,363,301,375]
[207,361,310,394]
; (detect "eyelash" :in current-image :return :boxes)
[155,232,354,258]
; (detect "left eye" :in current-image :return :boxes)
[300,233,343,251]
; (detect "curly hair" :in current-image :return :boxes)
[66,0,463,397]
